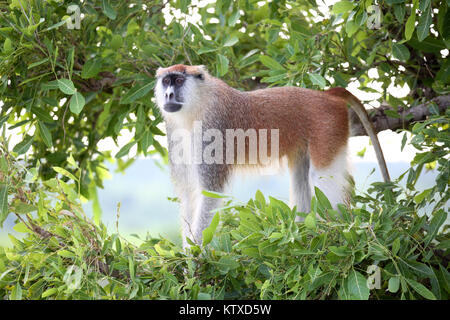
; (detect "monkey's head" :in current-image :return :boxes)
[155,64,207,117]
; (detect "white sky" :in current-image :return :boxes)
[5,0,420,167]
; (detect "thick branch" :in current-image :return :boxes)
[350,95,450,136]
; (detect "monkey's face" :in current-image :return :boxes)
[157,73,187,113]
[155,65,207,118]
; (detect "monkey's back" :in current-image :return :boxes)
[243,86,350,168]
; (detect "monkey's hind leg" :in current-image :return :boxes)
[309,147,351,209]
[288,150,312,222]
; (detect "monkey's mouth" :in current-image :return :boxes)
[164,103,182,112]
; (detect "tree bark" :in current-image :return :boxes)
[350,95,450,137]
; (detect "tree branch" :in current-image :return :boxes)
[350,95,450,137]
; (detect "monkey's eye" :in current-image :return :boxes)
[175,77,184,86]
[162,78,170,86]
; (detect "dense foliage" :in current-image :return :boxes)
[0,0,449,300]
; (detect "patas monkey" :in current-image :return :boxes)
[154,64,390,248]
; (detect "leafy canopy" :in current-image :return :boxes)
[0,0,449,301]
[0,0,448,209]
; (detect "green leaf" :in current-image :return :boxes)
[416,4,431,42]
[309,73,326,88]
[392,42,410,61]
[53,167,78,182]
[405,278,436,300]
[255,190,266,207]
[385,0,405,3]
[392,237,401,256]
[0,184,9,227]
[216,54,229,76]
[140,129,153,154]
[314,187,332,210]
[223,35,239,47]
[135,106,145,135]
[259,55,285,70]
[43,19,67,32]
[202,212,220,246]
[197,292,212,300]
[424,210,447,246]
[228,9,240,26]
[32,106,53,123]
[418,0,431,14]
[308,264,322,283]
[345,20,359,37]
[401,132,408,151]
[261,73,288,83]
[81,59,102,79]
[304,212,316,230]
[13,222,31,233]
[201,190,228,198]
[346,270,370,300]
[110,34,123,50]
[393,4,406,23]
[119,80,154,104]
[67,154,78,168]
[329,246,351,257]
[28,58,49,69]
[405,1,418,41]
[14,202,37,214]
[41,80,59,90]
[238,49,259,66]
[331,1,355,14]
[102,0,117,20]
[3,38,13,54]
[69,92,86,115]
[13,135,34,154]
[57,78,76,95]
[413,188,433,204]
[41,288,58,298]
[197,47,217,55]
[388,277,400,293]
[57,250,76,259]
[38,122,53,148]
[442,7,450,40]
[115,141,136,158]
[407,35,445,53]
[10,283,22,300]
[215,256,239,273]
[356,147,366,158]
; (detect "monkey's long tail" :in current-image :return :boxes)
[347,96,391,182]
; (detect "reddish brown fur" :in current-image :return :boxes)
[243,87,349,169]
[156,64,204,77]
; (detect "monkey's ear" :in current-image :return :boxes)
[196,65,208,80]
[198,65,208,73]
[156,67,166,77]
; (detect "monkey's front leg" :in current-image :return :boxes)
[191,163,229,245]
[171,163,197,249]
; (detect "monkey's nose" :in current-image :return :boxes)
[165,92,174,100]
